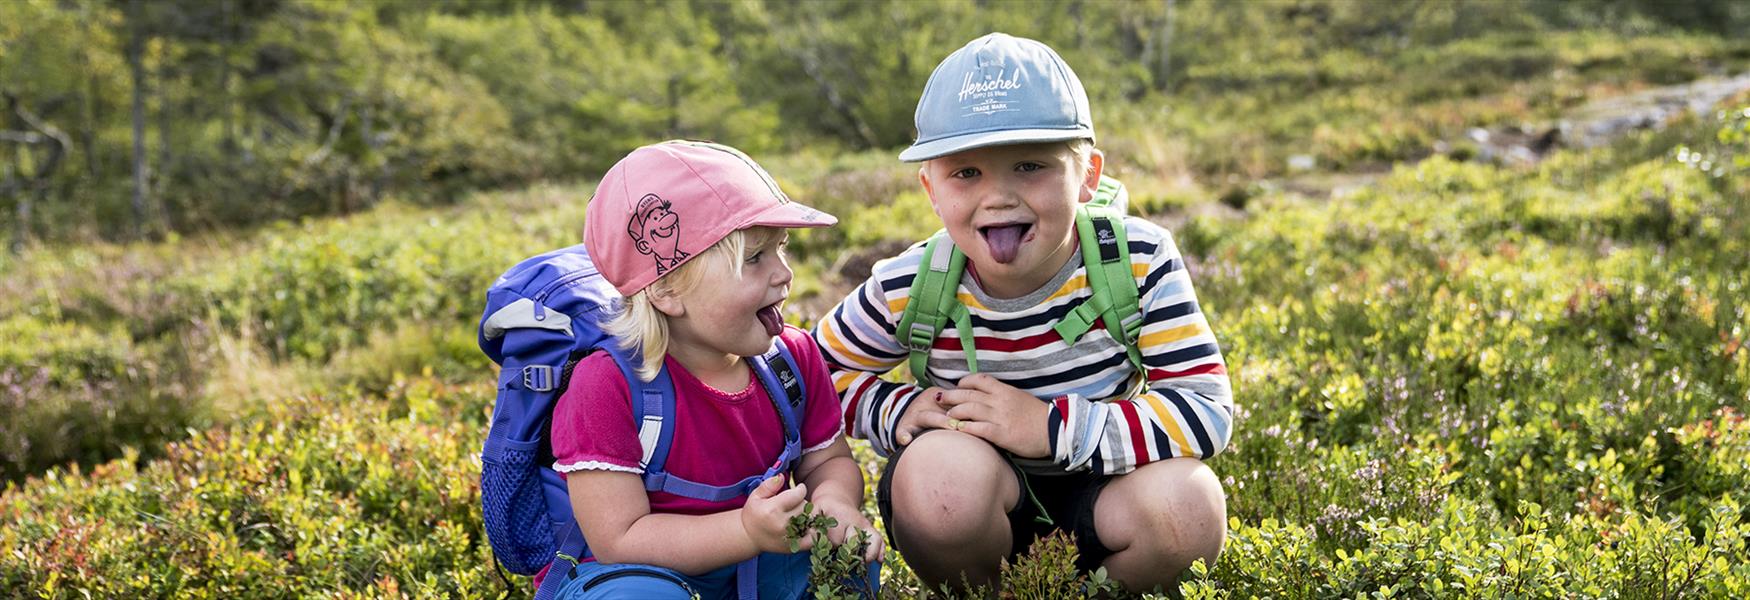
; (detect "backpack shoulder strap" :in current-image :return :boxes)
[606,349,677,473]
[751,344,805,457]
[615,342,812,504]
[896,231,968,383]
[759,340,807,415]
[1056,183,1146,378]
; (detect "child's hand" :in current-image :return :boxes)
[894,387,954,446]
[743,476,810,554]
[812,499,885,564]
[937,374,1052,458]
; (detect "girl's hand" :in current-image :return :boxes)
[895,387,954,446]
[812,499,885,564]
[938,373,1052,458]
[742,476,809,554]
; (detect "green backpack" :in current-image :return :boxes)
[895,176,1146,384]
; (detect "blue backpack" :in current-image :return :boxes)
[477,244,808,599]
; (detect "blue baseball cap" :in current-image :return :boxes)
[899,33,1093,163]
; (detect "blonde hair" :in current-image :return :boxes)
[604,226,788,381]
[1065,138,1094,172]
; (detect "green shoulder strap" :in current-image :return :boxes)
[896,230,975,383]
[896,176,1143,384]
[1053,177,1146,378]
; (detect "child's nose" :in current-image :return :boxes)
[772,257,794,287]
[979,186,1022,211]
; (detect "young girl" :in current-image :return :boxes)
[548,141,880,599]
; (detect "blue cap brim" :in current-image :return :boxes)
[899,127,1094,162]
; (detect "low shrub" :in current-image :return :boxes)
[0,316,199,483]
[0,380,502,598]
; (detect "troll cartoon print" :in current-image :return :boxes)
[627,193,690,274]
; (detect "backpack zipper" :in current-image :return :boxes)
[530,271,596,321]
[577,566,692,593]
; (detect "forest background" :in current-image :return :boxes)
[3,0,1750,597]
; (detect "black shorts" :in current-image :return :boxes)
[874,441,1115,573]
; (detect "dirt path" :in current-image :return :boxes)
[1276,72,1750,199]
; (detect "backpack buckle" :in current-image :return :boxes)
[904,322,937,352]
[523,365,557,392]
[1121,311,1144,345]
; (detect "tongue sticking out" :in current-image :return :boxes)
[757,305,784,336]
[984,225,1028,264]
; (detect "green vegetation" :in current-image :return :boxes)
[3,1,1750,597]
[5,0,1748,244]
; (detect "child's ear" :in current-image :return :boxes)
[918,166,942,218]
[1078,149,1106,204]
[648,286,686,318]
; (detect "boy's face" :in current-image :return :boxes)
[920,142,1102,298]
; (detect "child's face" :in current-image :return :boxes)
[665,233,794,359]
[920,142,1102,298]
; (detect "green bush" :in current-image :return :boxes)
[0,380,501,598]
[178,197,576,362]
[0,316,198,483]
[5,97,1750,600]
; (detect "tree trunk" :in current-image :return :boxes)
[4,94,70,253]
[156,58,174,229]
[84,70,100,179]
[1159,0,1176,92]
[6,160,22,255]
[156,61,172,174]
[128,0,150,239]
[221,0,236,153]
[82,8,102,181]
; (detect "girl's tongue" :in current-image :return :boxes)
[756,304,784,336]
[982,224,1029,264]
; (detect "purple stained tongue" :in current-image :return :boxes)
[757,305,783,336]
[984,225,1027,264]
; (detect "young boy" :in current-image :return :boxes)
[813,33,1232,592]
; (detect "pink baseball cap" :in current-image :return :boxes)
[583,140,837,296]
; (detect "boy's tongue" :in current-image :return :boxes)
[756,305,783,336]
[983,225,1027,264]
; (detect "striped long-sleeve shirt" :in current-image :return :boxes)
[812,217,1233,476]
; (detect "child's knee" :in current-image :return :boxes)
[1097,459,1226,558]
[894,431,1015,505]
[890,430,1017,535]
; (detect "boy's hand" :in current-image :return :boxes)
[743,476,810,554]
[894,387,953,446]
[937,374,1052,458]
[812,499,886,563]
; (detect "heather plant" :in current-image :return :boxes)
[787,502,880,600]
[177,196,577,362]
[3,58,1749,600]
[1171,110,1750,596]
[0,316,198,483]
[0,379,504,598]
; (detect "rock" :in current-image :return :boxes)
[1287,154,1317,172]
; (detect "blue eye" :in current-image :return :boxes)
[951,167,979,179]
[1016,162,1045,172]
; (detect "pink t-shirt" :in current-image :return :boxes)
[550,326,844,515]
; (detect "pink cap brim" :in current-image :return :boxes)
[743,201,838,229]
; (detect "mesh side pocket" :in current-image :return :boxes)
[481,445,556,574]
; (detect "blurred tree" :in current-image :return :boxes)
[0,0,1744,243]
